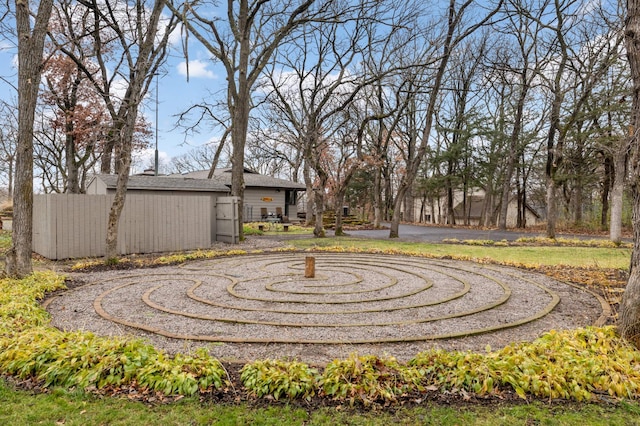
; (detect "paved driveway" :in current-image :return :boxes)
[345,223,615,242]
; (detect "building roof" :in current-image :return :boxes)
[453,195,485,219]
[453,195,541,219]
[169,168,306,190]
[90,174,230,192]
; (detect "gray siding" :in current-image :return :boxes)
[243,188,285,221]
[86,178,107,195]
[242,188,299,222]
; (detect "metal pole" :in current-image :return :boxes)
[154,74,159,176]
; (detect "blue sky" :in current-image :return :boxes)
[0,27,225,172]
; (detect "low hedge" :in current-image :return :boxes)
[0,273,226,396]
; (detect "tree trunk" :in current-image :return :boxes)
[65,131,80,193]
[103,0,168,259]
[334,190,346,237]
[481,187,493,227]
[105,137,131,259]
[446,178,455,225]
[6,0,54,278]
[573,182,583,226]
[403,190,414,223]
[499,75,527,230]
[303,160,314,227]
[544,6,568,239]
[313,185,326,238]
[230,105,247,240]
[105,107,138,258]
[430,197,436,224]
[621,186,640,347]
[602,153,613,230]
[389,185,407,238]
[620,0,640,346]
[545,178,557,239]
[207,128,229,179]
[610,149,627,244]
[228,1,253,241]
[7,154,13,199]
[373,167,382,228]
[383,166,393,221]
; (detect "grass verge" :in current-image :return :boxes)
[1,379,640,425]
[288,237,631,269]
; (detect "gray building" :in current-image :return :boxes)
[89,168,306,222]
[167,168,306,222]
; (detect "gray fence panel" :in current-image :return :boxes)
[33,194,215,259]
[216,196,239,244]
[33,195,53,259]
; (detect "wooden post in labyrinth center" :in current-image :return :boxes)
[305,256,315,278]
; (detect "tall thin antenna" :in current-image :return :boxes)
[154,73,159,176]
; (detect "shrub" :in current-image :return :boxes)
[320,354,422,405]
[409,327,640,401]
[241,359,319,400]
[0,272,226,396]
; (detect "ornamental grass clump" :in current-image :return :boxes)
[0,271,65,337]
[320,354,422,405]
[0,272,226,396]
[409,327,640,402]
[409,349,498,395]
[490,327,640,401]
[241,359,319,400]
[0,330,225,395]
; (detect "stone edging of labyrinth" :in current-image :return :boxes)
[47,252,609,346]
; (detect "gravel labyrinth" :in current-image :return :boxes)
[46,252,609,363]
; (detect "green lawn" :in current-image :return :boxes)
[288,237,631,269]
[2,380,640,425]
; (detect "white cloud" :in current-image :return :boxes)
[168,23,184,47]
[177,60,216,79]
[0,40,13,52]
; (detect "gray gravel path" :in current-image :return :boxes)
[45,245,607,365]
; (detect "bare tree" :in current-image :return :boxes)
[56,0,177,259]
[172,100,231,178]
[536,0,622,238]
[621,0,640,347]
[601,59,632,243]
[434,36,487,226]
[168,143,230,174]
[259,1,410,237]
[495,0,542,230]
[387,0,503,238]
[358,64,411,228]
[167,0,333,240]
[5,0,54,277]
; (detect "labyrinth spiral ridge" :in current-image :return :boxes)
[51,252,607,345]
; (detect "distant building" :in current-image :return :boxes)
[88,167,306,222]
[168,168,306,221]
[411,189,541,228]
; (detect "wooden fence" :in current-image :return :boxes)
[33,194,239,259]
